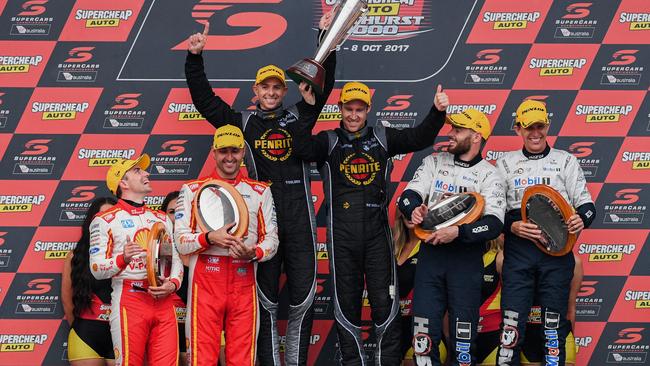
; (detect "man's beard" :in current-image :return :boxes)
[448,136,471,155]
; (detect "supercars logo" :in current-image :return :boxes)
[112,93,141,110]
[473,49,502,65]
[67,186,97,203]
[612,189,641,205]
[158,140,187,157]
[482,11,541,29]
[0,195,46,213]
[615,328,644,343]
[529,58,587,76]
[0,55,43,73]
[383,95,412,111]
[621,152,650,170]
[64,47,94,63]
[172,0,287,51]
[77,148,136,167]
[577,242,635,262]
[574,104,632,123]
[21,139,51,156]
[562,2,591,19]
[609,50,638,66]
[0,334,48,352]
[31,101,89,120]
[624,291,650,309]
[23,278,53,295]
[340,152,380,185]
[349,0,430,41]
[255,128,292,162]
[568,142,594,158]
[18,0,48,16]
[74,9,133,28]
[619,12,650,31]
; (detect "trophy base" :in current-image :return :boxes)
[286,58,325,94]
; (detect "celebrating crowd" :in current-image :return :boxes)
[60,11,595,366]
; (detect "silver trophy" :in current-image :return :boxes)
[286,0,368,93]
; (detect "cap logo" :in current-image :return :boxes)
[345,87,368,95]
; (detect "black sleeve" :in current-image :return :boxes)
[295,29,337,120]
[576,202,596,229]
[290,108,330,164]
[397,189,424,221]
[457,215,504,244]
[185,52,242,129]
[503,209,522,235]
[385,106,446,156]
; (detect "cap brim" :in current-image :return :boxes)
[256,75,286,86]
[132,154,150,171]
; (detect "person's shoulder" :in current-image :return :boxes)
[145,207,169,222]
[240,177,269,196]
[94,206,121,224]
[183,175,214,192]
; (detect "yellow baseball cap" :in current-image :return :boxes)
[446,108,491,140]
[255,65,286,86]
[516,100,549,128]
[213,124,244,149]
[339,81,371,106]
[106,154,150,195]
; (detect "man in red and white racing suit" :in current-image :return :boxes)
[89,154,184,366]
[175,124,279,366]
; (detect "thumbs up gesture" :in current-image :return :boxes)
[433,84,448,112]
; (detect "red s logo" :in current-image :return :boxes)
[68,186,98,203]
[383,95,412,111]
[24,278,54,295]
[112,93,141,110]
[0,92,5,106]
[316,278,326,295]
[159,140,188,156]
[568,142,595,158]
[612,189,641,205]
[172,0,287,51]
[615,328,643,344]
[0,232,7,246]
[578,280,597,297]
[609,50,638,66]
[18,0,48,16]
[473,49,502,65]
[563,3,592,19]
[22,139,51,156]
[65,47,95,63]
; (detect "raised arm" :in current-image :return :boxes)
[386,85,448,156]
[185,22,242,128]
[290,83,331,164]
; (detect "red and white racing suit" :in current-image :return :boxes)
[175,171,279,366]
[90,199,183,366]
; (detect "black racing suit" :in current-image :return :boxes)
[184,41,335,366]
[398,152,506,366]
[495,145,595,366]
[292,106,445,365]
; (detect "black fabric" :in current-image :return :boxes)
[458,214,504,245]
[71,318,114,359]
[398,189,424,221]
[521,143,551,160]
[576,202,596,228]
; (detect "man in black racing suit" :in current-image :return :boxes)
[183,14,336,366]
[292,82,448,365]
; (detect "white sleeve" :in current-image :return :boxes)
[166,217,184,290]
[405,155,436,201]
[173,184,209,255]
[255,187,279,262]
[563,154,593,208]
[89,216,125,279]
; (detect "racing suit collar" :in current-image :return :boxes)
[117,199,146,215]
[211,169,244,186]
[454,153,482,168]
[522,143,551,160]
[255,103,284,120]
[338,121,369,140]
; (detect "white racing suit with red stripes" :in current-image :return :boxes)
[89,199,184,366]
[174,171,279,366]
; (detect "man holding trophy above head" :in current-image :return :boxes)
[174,125,279,366]
[184,2,367,364]
[292,81,449,365]
[398,109,506,366]
[89,155,184,366]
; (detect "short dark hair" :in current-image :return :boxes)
[115,186,123,198]
[161,191,180,212]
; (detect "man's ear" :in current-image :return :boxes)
[513,124,522,137]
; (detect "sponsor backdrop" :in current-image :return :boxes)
[0,0,648,364]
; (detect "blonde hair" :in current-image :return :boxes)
[487,234,504,252]
[392,208,415,256]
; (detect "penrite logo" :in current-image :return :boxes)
[10,0,52,36]
[465,48,507,85]
[172,0,287,51]
[56,46,99,83]
[340,153,381,186]
[376,95,417,129]
[255,129,292,162]
[600,49,644,86]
